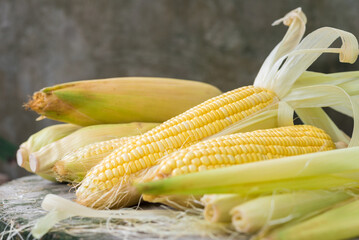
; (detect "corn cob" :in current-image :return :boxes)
[26,77,222,126]
[141,125,335,205]
[137,147,359,198]
[54,136,138,183]
[76,86,278,208]
[17,124,81,172]
[145,125,335,181]
[30,122,158,181]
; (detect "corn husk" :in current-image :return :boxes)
[265,198,359,240]
[17,124,81,172]
[30,122,158,181]
[26,78,222,126]
[230,190,352,234]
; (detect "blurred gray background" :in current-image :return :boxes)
[1,0,359,180]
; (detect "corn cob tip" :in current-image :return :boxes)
[25,91,75,123]
[16,148,28,168]
[76,177,141,209]
[52,161,84,183]
[29,154,39,172]
[24,91,46,113]
[52,162,66,181]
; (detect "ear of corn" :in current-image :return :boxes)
[141,125,335,205]
[136,147,359,196]
[30,122,158,181]
[145,125,335,181]
[53,136,139,183]
[76,86,279,209]
[26,77,222,126]
[17,124,81,172]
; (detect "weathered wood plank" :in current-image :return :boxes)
[0,176,241,240]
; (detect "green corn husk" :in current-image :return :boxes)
[25,77,222,126]
[265,198,359,240]
[17,124,81,172]
[30,122,159,181]
[230,190,352,234]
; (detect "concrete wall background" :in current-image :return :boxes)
[1,0,359,177]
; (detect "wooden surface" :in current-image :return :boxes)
[0,176,242,240]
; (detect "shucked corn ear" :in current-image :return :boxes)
[29,122,159,181]
[17,124,81,172]
[76,9,359,209]
[26,77,222,126]
[76,86,278,208]
[142,125,335,205]
[146,125,335,180]
[54,136,139,183]
[136,147,359,197]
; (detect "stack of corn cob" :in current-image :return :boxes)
[19,7,359,240]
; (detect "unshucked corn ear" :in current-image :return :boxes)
[76,8,359,209]
[30,122,158,181]
[231,190,352,234]
[17,124,81,172]
[25,77,222,126]
[54,136,139,183]
[265,198,359,240]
